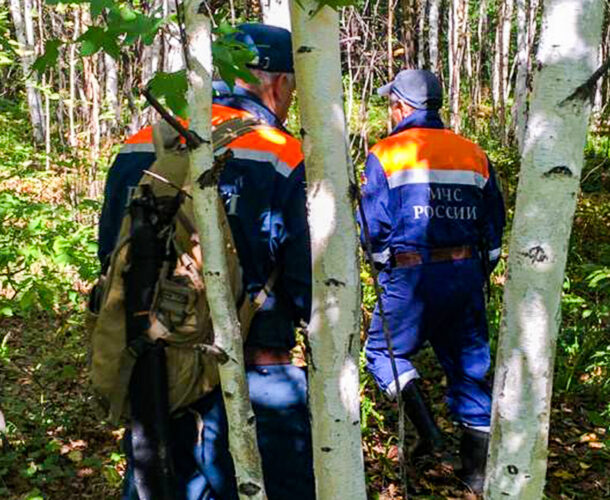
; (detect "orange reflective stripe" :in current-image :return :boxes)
[226,127,303,172]
[372,129,489,179]
[119,105,303,175]
[125,126,154,145]
[211,104,253,125]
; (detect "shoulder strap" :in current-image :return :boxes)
[212,116,265,152]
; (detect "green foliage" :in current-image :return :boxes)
[212,23,258,89]
[147,70,189,118]
[0,8,16,67]
[0,99,98,319]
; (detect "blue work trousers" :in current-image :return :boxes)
[366,258,492,427]
[122,364,315,500]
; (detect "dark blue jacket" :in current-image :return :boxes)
[358,110,505,268]
[98,87,311,349]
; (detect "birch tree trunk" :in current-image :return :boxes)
[485,1,605,498]
[512,0,529,152]
[501,0,515,103]
[9,0,45,143]
[473,0,488,107]
[259,0,291,30]
[183,2,266,498]
[290,2,367,499]
[417,0,427,68]
[428,0,440,73]
[104,53,120,125]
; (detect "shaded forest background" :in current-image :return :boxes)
[0,0,609,498]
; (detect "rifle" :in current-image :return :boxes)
[124,185,184,500]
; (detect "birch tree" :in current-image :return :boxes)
[183,1,265,498]
[485,0,605,497]
[290,1,367,499]
[428,0,439,73]
[512,0,529,152]
[259,0,291,30]
[8,0,45,143]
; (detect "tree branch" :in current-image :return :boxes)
[141,87,204,149]
[561,55,610,105]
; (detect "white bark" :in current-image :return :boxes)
[473,0,488,106]
[501,0,515,102]
[104,53,120,124]
[512,0,529,152]
[8,0,45,143]
[184,2,266,499]
[448,0,467,132]
[485,1,605,498]
[290,3,366,500]
[428,0,439,73]
[259,0,291,30]
[417,0,427,69]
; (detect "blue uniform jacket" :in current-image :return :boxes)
[358,110,505,269]
[98,87,311,349]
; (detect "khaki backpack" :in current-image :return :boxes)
[89,116,273,423]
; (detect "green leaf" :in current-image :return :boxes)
[0,306,13,317]
[31,39,61,74]
[212,27,257,89]
[78,26,120,59]
[90,0,115,17]
[147,70,188,118]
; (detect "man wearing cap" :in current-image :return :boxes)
[101,24,315,500]
[358,69,505,493]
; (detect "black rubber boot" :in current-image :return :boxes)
[456,427,489,494]
[400,381,444,460]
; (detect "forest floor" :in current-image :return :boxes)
[1,97,609,499]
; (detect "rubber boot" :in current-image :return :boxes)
[456,427,489,494]
[401,381,444,460]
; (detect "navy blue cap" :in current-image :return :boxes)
[234,23,294,74]
[378,69,443,110]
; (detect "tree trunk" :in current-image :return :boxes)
[68,6,78,148]
[400,0,416,69]
[485,1,605,498]
[473,0,488,107]
[417,0,427,68]
[289,2,367,499]
[259,0,291,30]
[8,0,45,143]
[448,0,467,132]
[428,0,439,73]
[512,0,529,151]
[104,53,120,127]
[501,0,515,103]
[183,1,266,498]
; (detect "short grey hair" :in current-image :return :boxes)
[238,69,295,95]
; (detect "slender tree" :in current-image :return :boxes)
[290,1,367,499]
[485,0,605,497]
[428,0,439,73]
[8,0,45,143]
[183,1,266,498]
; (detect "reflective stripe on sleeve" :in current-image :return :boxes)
[119,143,156,154]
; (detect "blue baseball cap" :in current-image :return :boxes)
[234,23,294,73]
[378,69,443,110]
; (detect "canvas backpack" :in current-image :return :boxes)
[89,115,274,423]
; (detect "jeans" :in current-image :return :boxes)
[122,364,315,500]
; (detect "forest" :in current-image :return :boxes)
[0,0,609,498]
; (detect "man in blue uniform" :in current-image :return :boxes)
[359,69,505,493]
[99,24,314,500]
